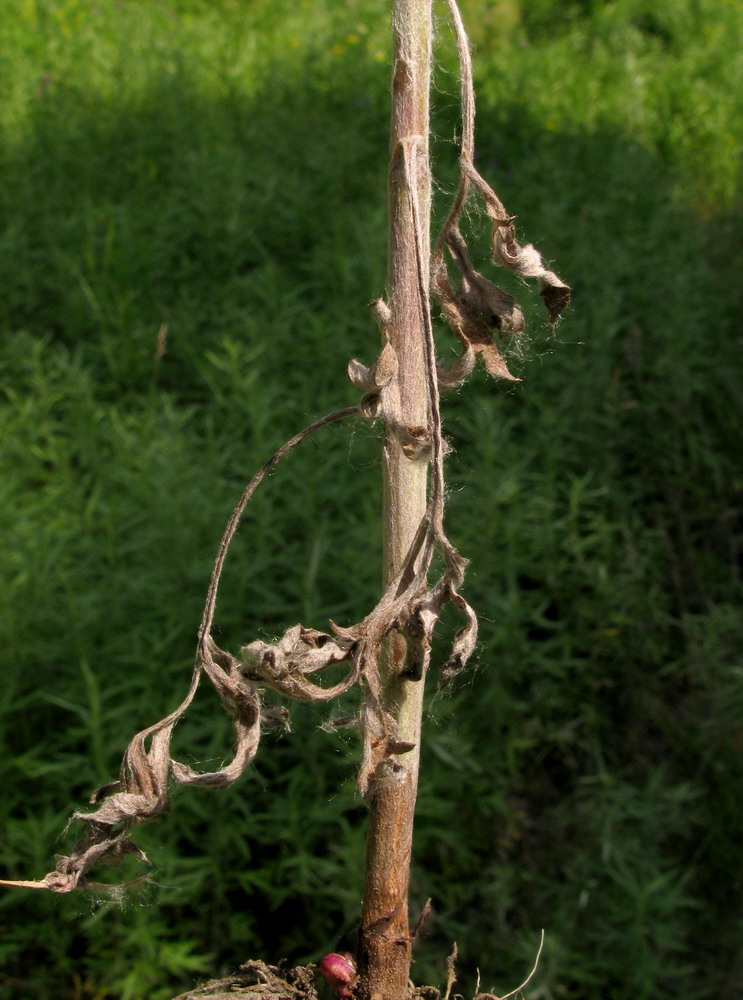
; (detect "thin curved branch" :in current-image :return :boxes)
[199,406,359,651]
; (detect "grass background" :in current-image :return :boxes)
[1,0,742,997]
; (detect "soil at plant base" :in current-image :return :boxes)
[171,960,445,1000]
[171,961,320,1000]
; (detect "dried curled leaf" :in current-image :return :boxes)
[463,161,571,328]
[240,626,358,702]
[47,834,149,894]
[413,537,479,689]
[347,358,376,391]
[432,237,521,383]
[437,340,476,390]
[399,601,438,681]
[348,299,399,418]
[370,296,392,331]
[449,228,525,335]
[34,639,263,892]
[440,589,478,687]
[347,338,398,392]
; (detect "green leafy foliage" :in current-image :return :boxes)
[1,0,741,997]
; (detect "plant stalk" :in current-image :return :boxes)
[359,1,432,998]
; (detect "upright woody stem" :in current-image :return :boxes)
[359,2,432,999]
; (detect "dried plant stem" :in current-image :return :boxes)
[359,1,432,999]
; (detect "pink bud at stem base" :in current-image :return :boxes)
[319,953,358,1000]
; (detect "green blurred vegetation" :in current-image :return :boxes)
[1,0,741,997]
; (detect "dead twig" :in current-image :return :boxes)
[474,930,545,1000]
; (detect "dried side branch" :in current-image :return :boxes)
[12,407,358,893]
[432,0,570,389]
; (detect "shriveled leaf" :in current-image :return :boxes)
[240,625,358,702]
[375,336,399,386]
[439,591,478,688]
[480,344,520,381]
[432,234,522,383]
[437,342,476,390]
[462,160,571,328]
[347,357,375,390]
